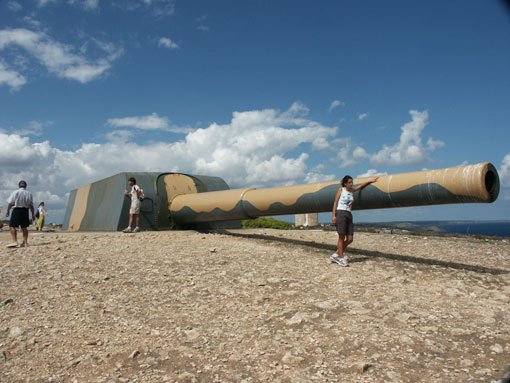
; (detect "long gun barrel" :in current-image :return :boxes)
[169,162,499,224]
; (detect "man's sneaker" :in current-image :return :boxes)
[122,227,132,233]
[331,255,349,267]
[133,227,140,233]
[330,252,339,262]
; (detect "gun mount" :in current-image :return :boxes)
[63,162,499,231]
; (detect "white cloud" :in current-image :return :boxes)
[0,28,122,88]
[244,153,309,184]
[149,0,175,16]
[370,110,444,166]
[311,137,331,151]
[353,146,368,160]
[158,37,179,49]
[106,113,192,133]
[499,153,510,188]
[67,0,99,10]
[0,134,56,205]
[107,113,169,130]
[329,99,345,112]
[426,137,444,151]
[304,172,337,183]
[358,113,368,121]
[82,0,99,10]
[105,129,135,143]
[196,15,208,23]
[7,1,22,11]
[335,138,369,168]
[21,16,42,29]
[210,104,333,160]
[0,104,337,222]
[0,134,44,168]
[12,120,48,136]
[195,14,210,32]
[62,61,111,82]
[356,169,387,178]
[36,0,99,10]
[37,0,57,6]
[0,61,26,90]
[333,110,443,168]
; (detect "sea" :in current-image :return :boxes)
[357,220,510,238]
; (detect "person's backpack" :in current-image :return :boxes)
[35,210,40,219]
[138,187,145,202]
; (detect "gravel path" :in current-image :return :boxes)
[1,229,509,382]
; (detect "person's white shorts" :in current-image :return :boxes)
[130,200,140,215]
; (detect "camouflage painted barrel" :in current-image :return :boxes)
[169,162,499,224]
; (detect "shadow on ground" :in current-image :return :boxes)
[218,230,509,276]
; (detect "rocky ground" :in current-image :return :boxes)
[1,228,509,383]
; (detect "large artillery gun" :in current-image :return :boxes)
[63,162,499,231]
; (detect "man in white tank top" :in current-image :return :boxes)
[122,177,142,233]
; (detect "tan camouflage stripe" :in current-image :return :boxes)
[240,182,334,211]
[367,163,492,200]
[163,174,198,209]
[172,188,255,213]
[171,182,340,214]
[67,184,91,231]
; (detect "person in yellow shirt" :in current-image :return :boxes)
[35,202,46,231]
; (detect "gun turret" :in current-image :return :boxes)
[63,162,499,231]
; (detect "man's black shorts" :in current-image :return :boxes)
[336,210,353,235]
[10,208,30,228]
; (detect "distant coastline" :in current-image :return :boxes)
[356,220,510,238]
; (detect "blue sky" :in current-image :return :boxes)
[1,0,509,224]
